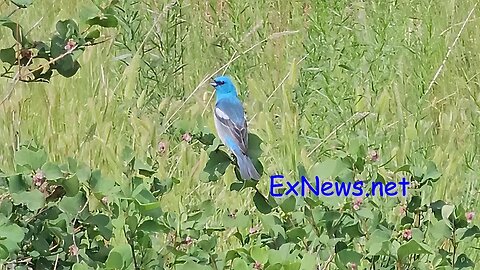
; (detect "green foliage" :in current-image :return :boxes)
[0,141,478,269]
[0,0,118,82]
[1,0,480,269]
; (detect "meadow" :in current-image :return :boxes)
[0,0,479,269]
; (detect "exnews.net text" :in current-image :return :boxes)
[269,175,410,198]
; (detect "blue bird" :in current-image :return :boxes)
[210,75,260,180]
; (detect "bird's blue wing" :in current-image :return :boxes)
[215,98,248,154]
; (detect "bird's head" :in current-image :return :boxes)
[210,75,237,96]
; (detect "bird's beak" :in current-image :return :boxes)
[210,80,218,87]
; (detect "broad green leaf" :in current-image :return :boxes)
[453,253,475,269]
[201,150,231,182]
[72,262,89,270]
[14,148,47,169]
[232,258,249,270]
[430,220,452,240]
[397,239,432,259]
[251,246,268,264]
[280,195,296,213]
[105,244,133,269]
[76,163,91,182]
[300,253,316,270]
[56,19,79,39]
[7,174,28,194]
[11,190,45,211]
[311,158,348,180]
[89,170,115,194]
[441,204,455,221]
[62,176,80,197]
[86,14,118,28]
[42,162,64,180]
[423,161,441,181]
[253,191,272,214]
[0,48,15,65]
[58,192,86,216]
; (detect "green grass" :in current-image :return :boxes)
[1,0,480,264]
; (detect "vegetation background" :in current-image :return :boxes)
[0,0,479,269]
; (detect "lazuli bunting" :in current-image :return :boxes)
[210,75,260,180]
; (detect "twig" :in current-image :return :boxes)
[0,44,78,106]
[321,253,335,270]
[53,254,59,270]
[71,199,89,263]
[424,2,477,97]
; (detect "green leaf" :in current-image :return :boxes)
[105,244,133,269]
[138,220,168,233]
[441,204,455,221]
[86,14,118,28]
[85,29,100,40]
[89,170,115,194]
[76,163,91,182]
[11,190,45,211]
[454,253,475,269]
[0,19,30,46]
[232,258,249,270]
[0,48,16,65]
[280,195,296,213]
[311,158,349,180]
[14,148,47,170]
[201,150,231,182]
[395,164,410,173]
[72,262,90,270]
[253,191,272,214]
[397,239,432,259]
[42,162,64,180]
[430,220,452,240]
[0,223,25,243]
[7,174,28,194]
[62,176,80,197]
[423,161,441,181]
[56,19,79,39]
[0,244,8,260]
[10,0,33,8]
[342,222,364,238]
[251,246,268,264]
[336,249,363,266]
[58,192,86,216]
[460,225,480,240]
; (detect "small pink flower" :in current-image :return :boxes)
[402,229,412,240]
[253,261,263,270]
[33,170,46,187]
[398,205,407,216]
[157,141,167,154]
[368,149,379,162]
[347,263,357,270]
[101,196,108,205]
[183,236,193,246]
[249,225,260,234]
[69,244,79,256]
[466,212,475,223]
[352,197,363,211]
[64,39,77,51]
[181,133,192,142]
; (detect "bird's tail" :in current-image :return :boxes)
[233,150,260,180]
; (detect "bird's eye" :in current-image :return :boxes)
[216,80,225,85]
